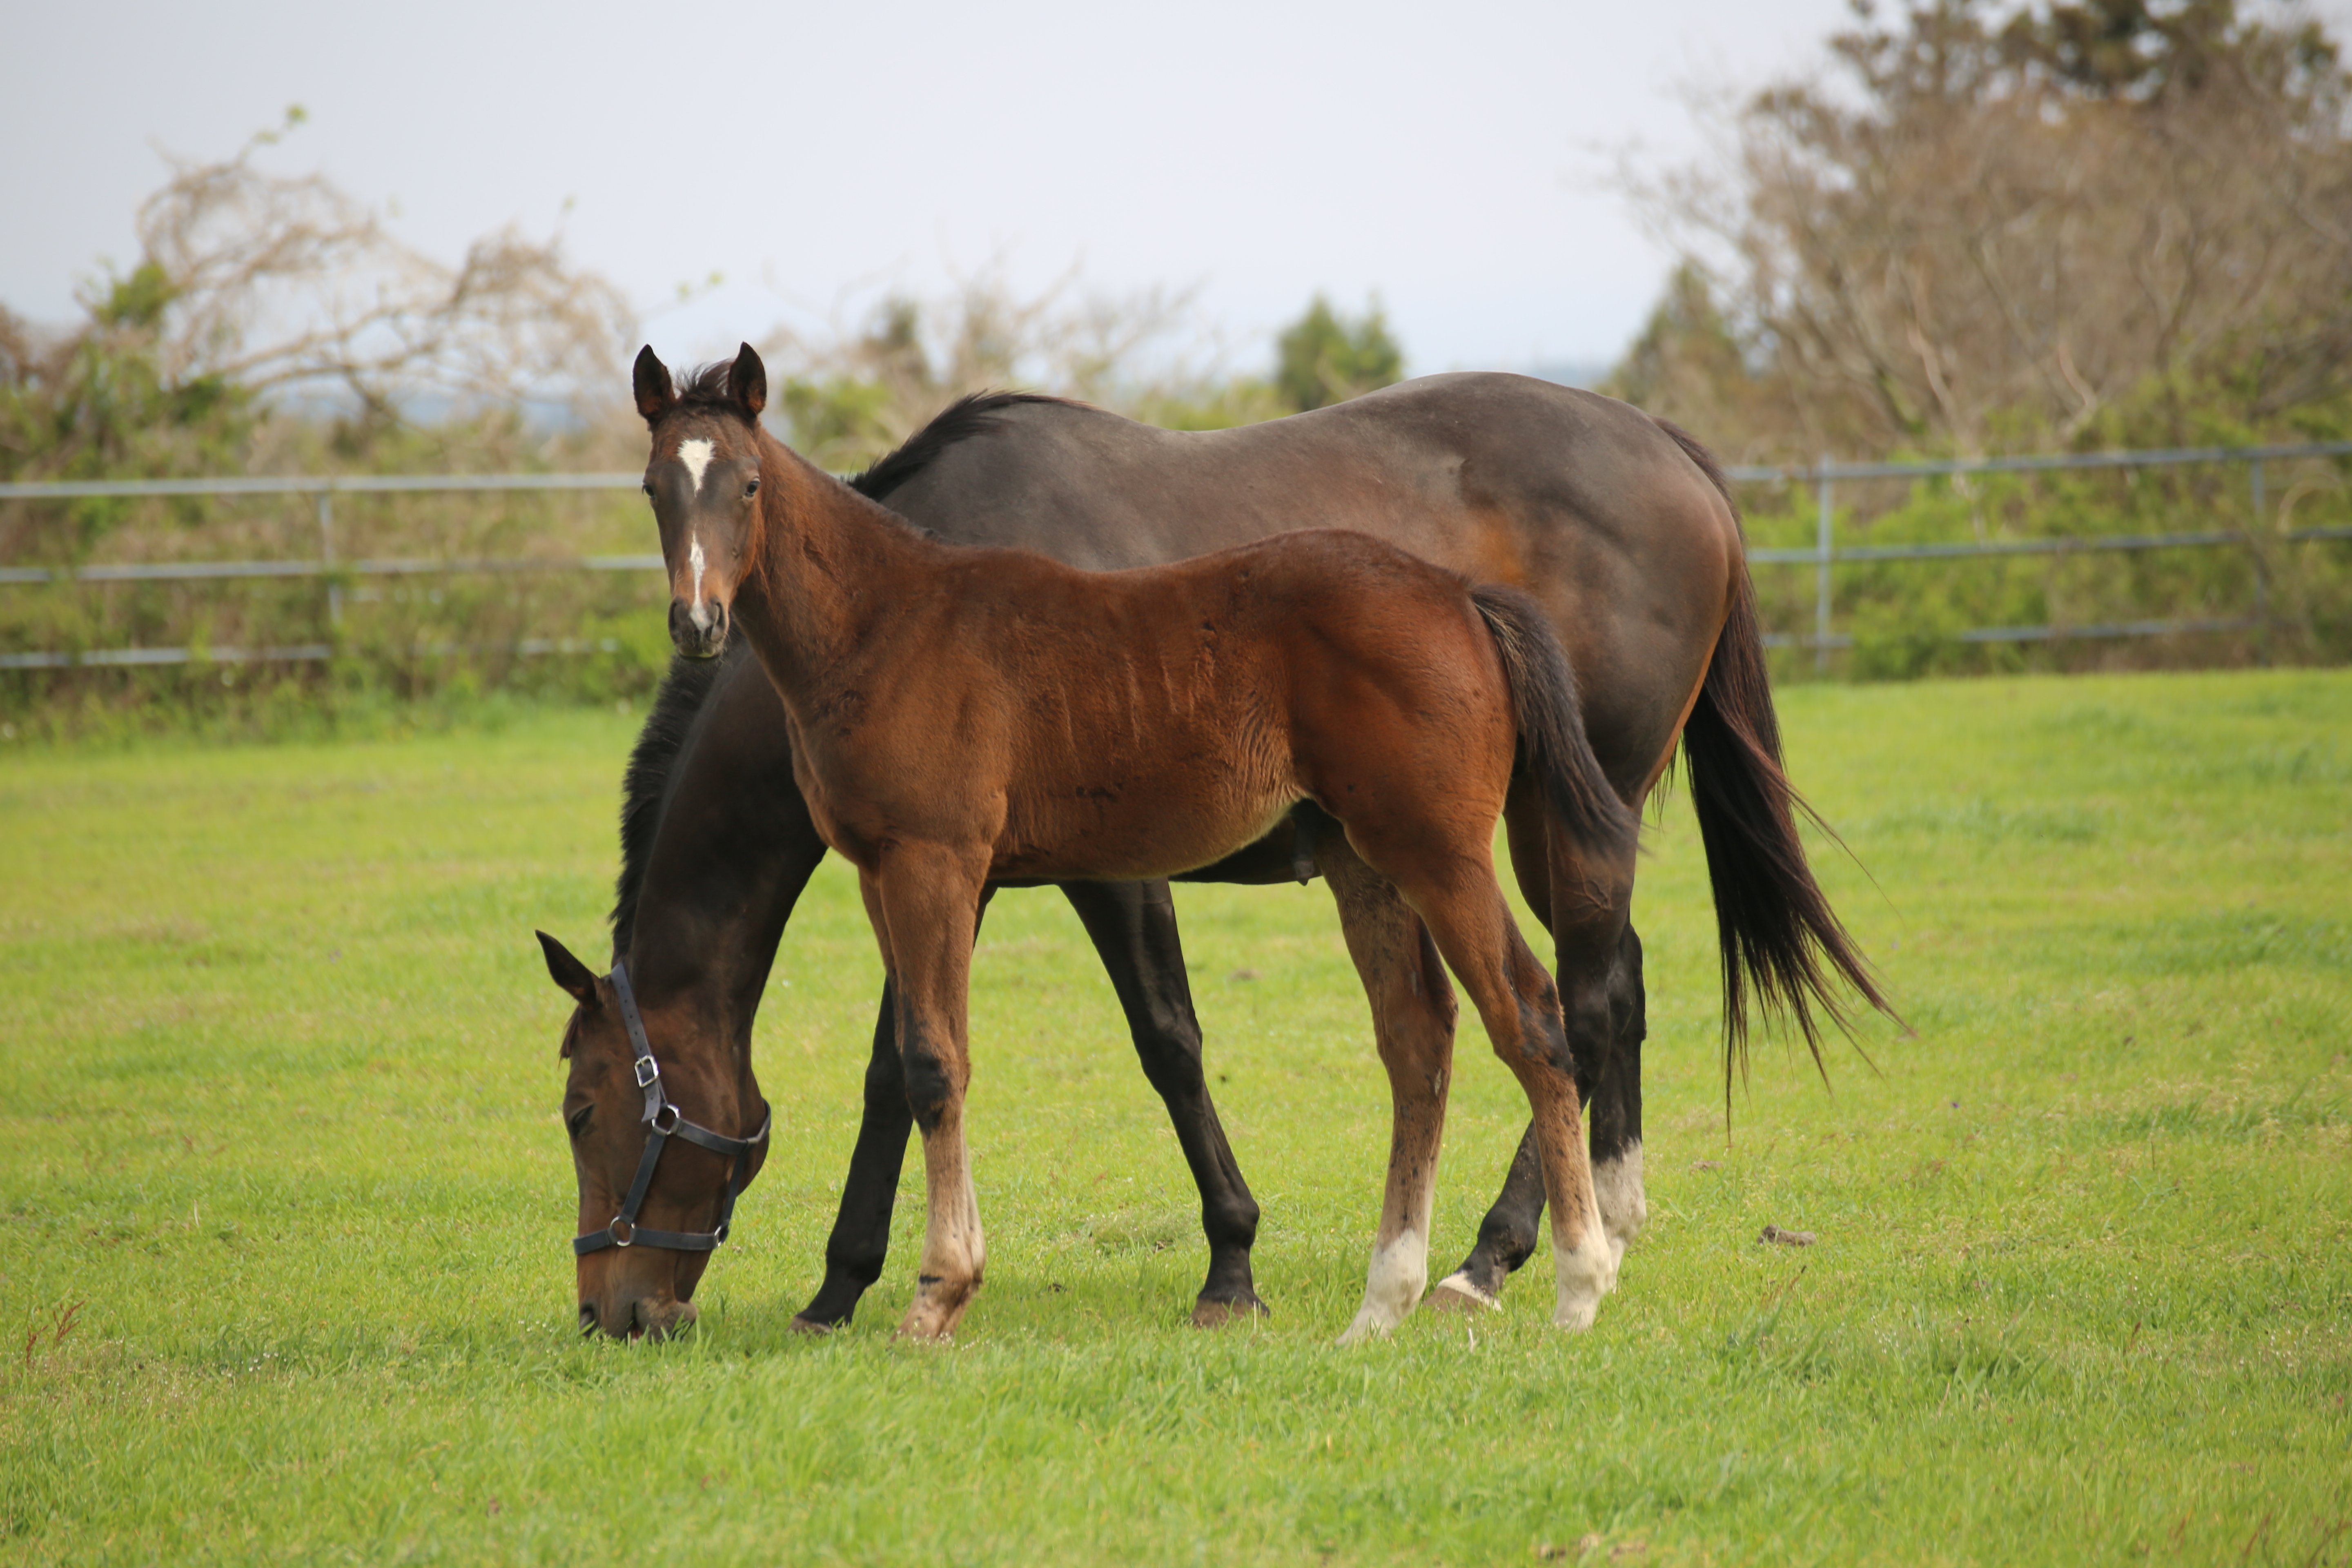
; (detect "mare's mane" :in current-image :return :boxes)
[608,388,1074,956]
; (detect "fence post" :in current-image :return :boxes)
[1815,456,1835,673]
[2248,457,2272,666]
[315,487,341,630]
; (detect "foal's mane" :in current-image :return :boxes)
[607,387,1074,956]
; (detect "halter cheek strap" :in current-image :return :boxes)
[573,958,771,1257]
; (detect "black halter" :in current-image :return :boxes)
[572,958,771,1257]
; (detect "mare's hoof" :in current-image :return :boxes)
[1423,1273,1501,1314]
[788,1313,836,1335]
[1190,1293,1270,1329]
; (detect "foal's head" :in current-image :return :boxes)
[537,930,767,1340]
[632,343,772,660]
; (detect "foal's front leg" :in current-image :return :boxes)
[862,846,989,1340]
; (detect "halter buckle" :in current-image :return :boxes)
[650,1103,683,1136]
[607,1217,635,1248]
[633,1056,660,1089]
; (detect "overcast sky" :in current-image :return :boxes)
[8,0,2347,385]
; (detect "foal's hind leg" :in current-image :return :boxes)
[1356,830,1623,1330]
[1433,788,1649,1308]
[1433,924,1650,1307]
[1059,880,1267,1325]
[1316,829,1460,1345]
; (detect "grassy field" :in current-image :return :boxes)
[0,669,2346,1565]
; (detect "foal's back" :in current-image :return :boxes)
[820,526,1513,885]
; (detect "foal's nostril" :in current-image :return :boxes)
[577,1302,599,1336]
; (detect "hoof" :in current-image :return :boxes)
[1423,1272,1501,1315]
[1550,1300,1599,1332]
[1190,1294,1270,1329]
[788,1313,837,1335]
[897,1278,977,1341]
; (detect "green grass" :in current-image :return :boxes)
[1,670,2346,1565]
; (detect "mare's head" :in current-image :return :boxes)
[537,930,768,1340]
[632,343,771,660]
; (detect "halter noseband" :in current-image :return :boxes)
[572,958,771,1257]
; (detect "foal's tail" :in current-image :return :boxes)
[1469,585,1636,866]
[1655,418,1897,1095]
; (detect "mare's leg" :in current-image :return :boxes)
[1429,1123,1543,1311]
[863,846,990,1340]
[1317,829,1462,1345]
[1058,880,1267,1324]
[795,887,1003,1331]
[1587,927,1648,1273]
[792,978,913,1329]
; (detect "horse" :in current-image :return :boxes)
[604,340,1654,1343]
[541,349,1887,1341]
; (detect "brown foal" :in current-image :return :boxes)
[633,344,1639,1340]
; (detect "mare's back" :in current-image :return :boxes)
[874,374,1737,773]
[879,373,1682,570]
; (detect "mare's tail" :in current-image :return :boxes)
[1469,584,1636,867]
[1654,419,1897,1096]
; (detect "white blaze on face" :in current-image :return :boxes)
[677,438,717,495]
[687,536,712,631]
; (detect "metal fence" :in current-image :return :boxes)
[1725,442,2352,668]
[0,472,652,671]
[5,443,2352,673]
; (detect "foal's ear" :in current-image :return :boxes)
[632,345,673,425]
[729,342,767,418]
[535,930,600,1008]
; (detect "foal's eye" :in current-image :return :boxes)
[744,477,760,498]
[641,482,653,499]
[564,1105,593,1140]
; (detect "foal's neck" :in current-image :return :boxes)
[739,426,940,695]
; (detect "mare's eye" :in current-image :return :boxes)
[744,477,760,498]
[641,482,653,499]
[564,1104,593,1140]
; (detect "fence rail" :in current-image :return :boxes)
[4,443,2350,672]
[1722,443,2352,664]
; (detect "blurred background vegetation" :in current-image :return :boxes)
[3,0,2348,735]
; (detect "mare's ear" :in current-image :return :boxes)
[536,930,600,1008]
[729,342,767,418]
[632,345,673,425]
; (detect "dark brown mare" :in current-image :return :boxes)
[541,347,1886,1341]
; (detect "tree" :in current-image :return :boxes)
[0,108,633,488]
[1273,295,1403,412]
[761,265,1258,470]
[1615,0,2352,457]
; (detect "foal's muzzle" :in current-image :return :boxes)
[668,597,730,659]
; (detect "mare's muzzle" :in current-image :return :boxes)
[668,597,730,659]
